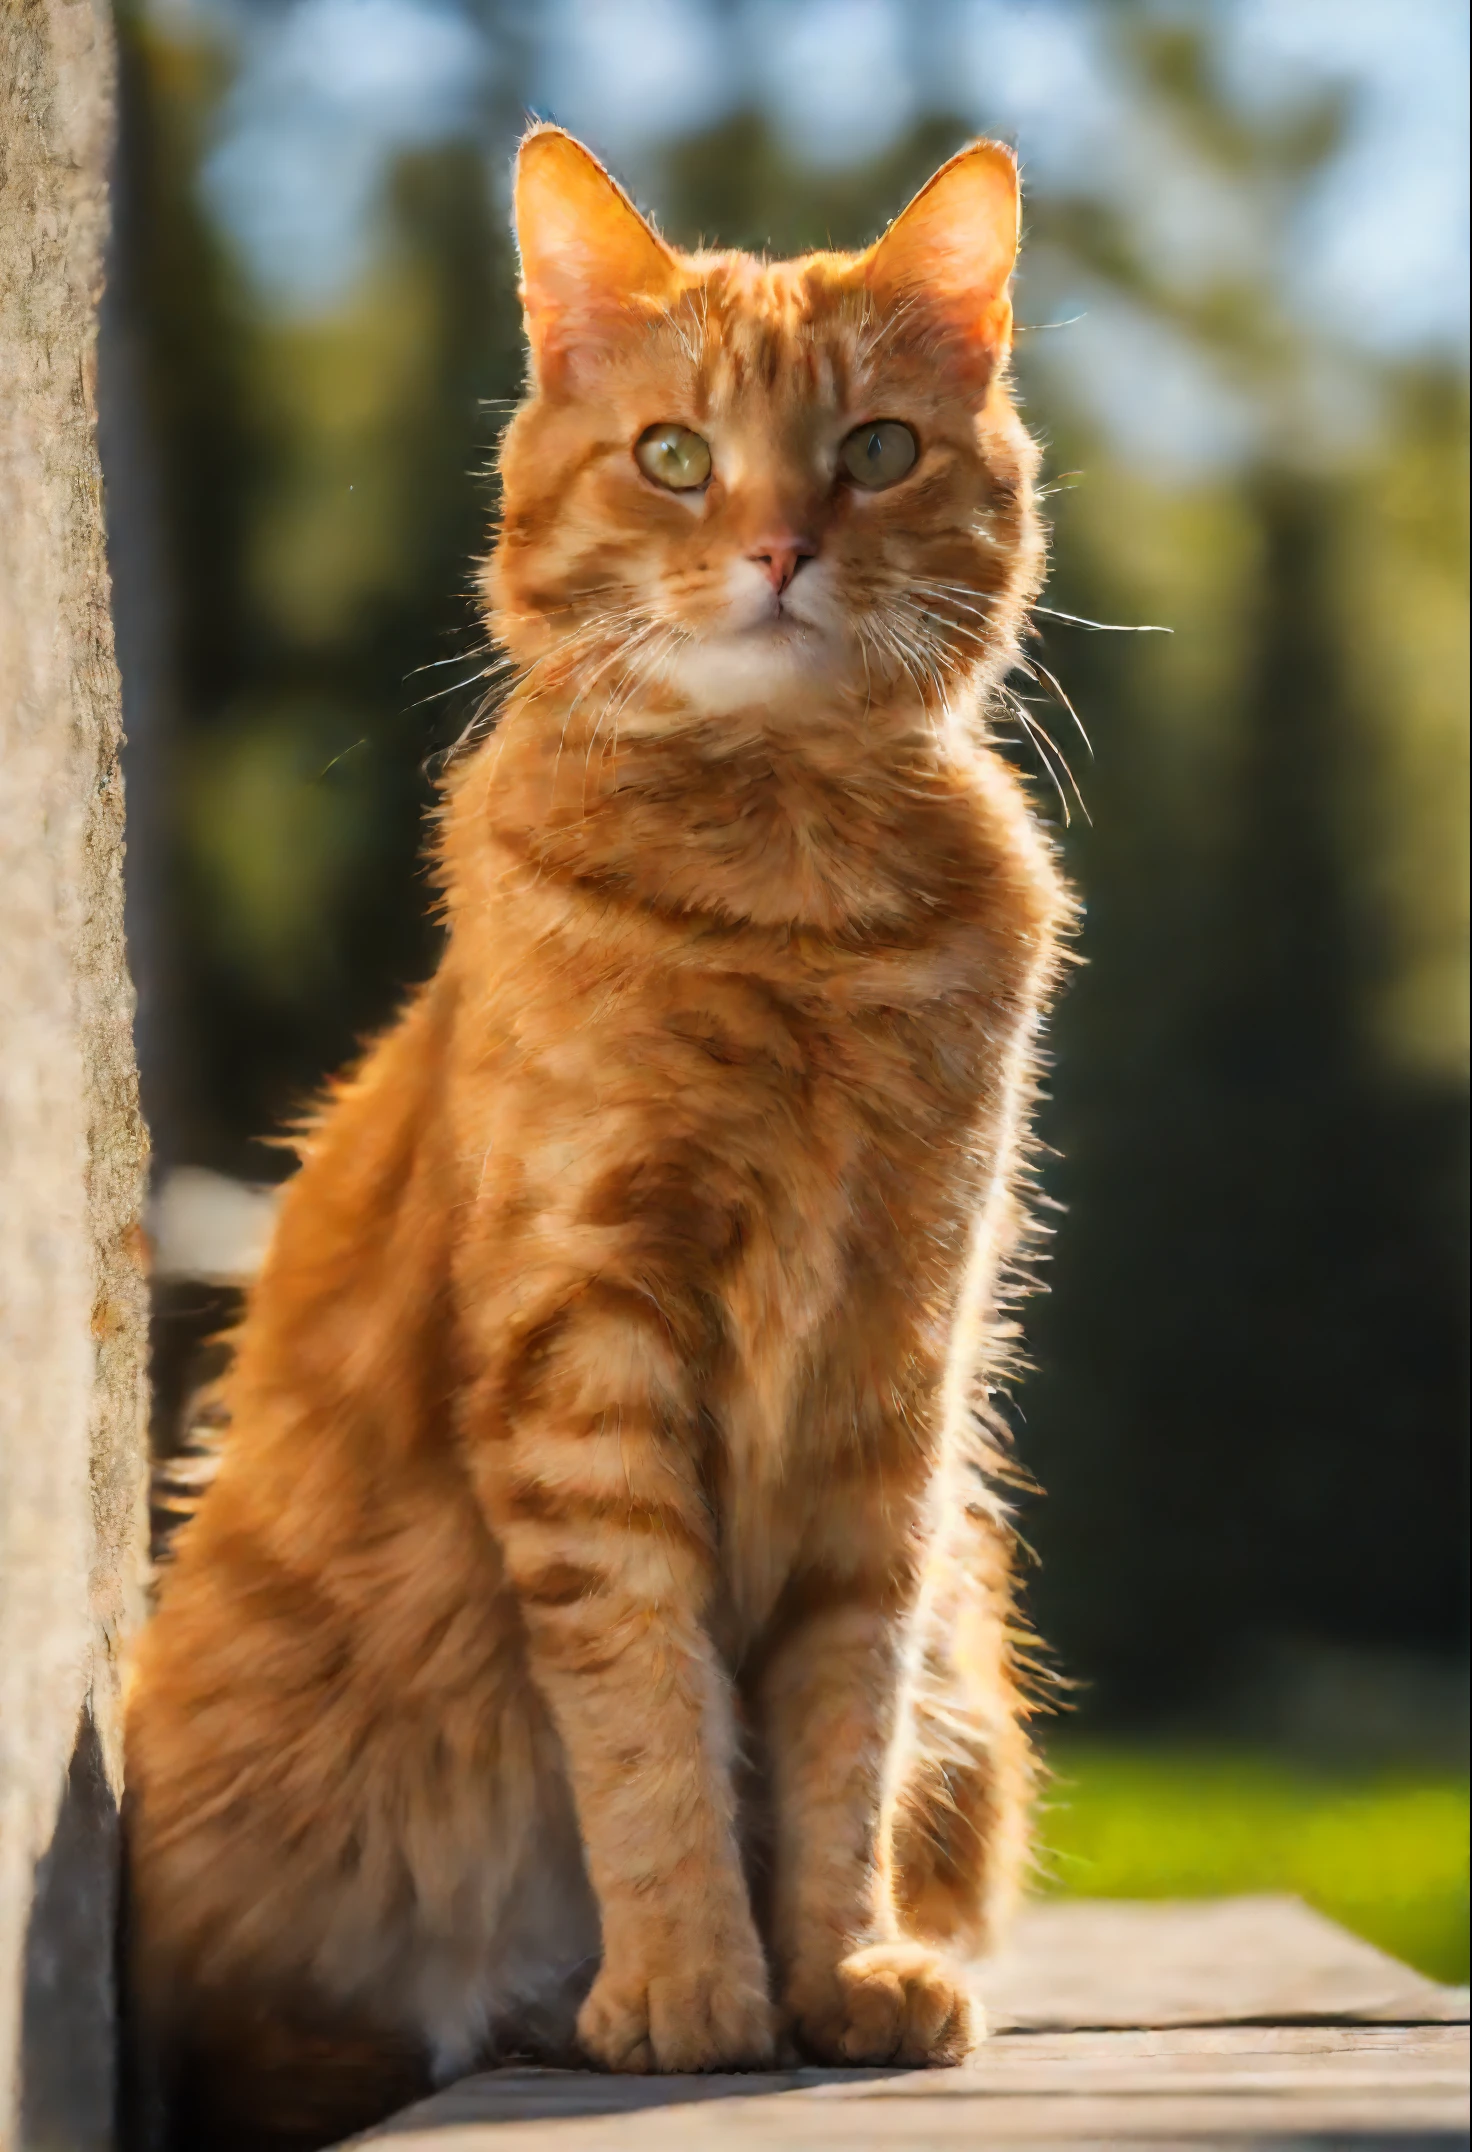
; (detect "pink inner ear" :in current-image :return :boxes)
[515,127,680,362]
[864,141,1020,356]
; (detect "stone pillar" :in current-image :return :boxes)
[0,2,150,2144]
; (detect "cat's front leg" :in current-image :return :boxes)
[469,1276,774,2074]
[756,1505,980,2067]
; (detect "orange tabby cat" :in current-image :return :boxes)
[124,126,1070,2148]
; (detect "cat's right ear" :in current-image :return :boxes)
[514,126,680,385]
[863,140,1020,383]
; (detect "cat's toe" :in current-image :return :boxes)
[786,1940,980,2067]
[577,1956,775,2074]
[650,1963,775,2072]
[576,1975,656,2072]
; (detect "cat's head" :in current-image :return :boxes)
[484,126,1041,733]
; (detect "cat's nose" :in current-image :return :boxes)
[747,534,817,595]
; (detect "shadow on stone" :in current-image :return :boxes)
[20,1703,119,2152]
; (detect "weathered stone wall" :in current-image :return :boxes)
[0,2,150,2144]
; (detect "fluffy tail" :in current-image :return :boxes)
[889,1460,1052,1957]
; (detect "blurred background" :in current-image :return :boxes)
[105,0,1468,1980]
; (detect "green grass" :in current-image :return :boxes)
[1036,1742,1470,1985]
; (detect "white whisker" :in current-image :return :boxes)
[1032,604,1171,634]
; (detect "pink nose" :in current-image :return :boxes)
[747,534,817,595]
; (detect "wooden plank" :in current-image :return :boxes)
[981,1895,1470,2031]
[363,2027,1470,2146]
[351,1902,1470,2147]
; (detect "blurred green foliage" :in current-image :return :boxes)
[110,2,1467,1721]
[112,21,524,1155]
[1039,1741,1470,1985]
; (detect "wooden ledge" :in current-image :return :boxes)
[351,1899,1469,2147]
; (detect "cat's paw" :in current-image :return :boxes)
[784,1940,980,2066]
[577,1949,776,2074]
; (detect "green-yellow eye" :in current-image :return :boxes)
[635,423,711,491]
[840,419,918,490]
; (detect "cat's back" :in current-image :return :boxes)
[128,968,512,1770]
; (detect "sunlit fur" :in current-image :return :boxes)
[124,127,1073,2149]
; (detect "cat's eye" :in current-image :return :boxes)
[635,423,712,491]
[840,420,918,491]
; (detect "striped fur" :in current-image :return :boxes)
[123,128,1072,2146]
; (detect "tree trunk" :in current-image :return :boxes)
[0,2,149,2144]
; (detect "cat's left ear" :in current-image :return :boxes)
[863,141,1020,377]
[514,125,680,383]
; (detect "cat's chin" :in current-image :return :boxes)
[663,621,856,718]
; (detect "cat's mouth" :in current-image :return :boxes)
[713,562,831,642]
[737,585,826,637]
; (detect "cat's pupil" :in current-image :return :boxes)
[838,418,916,489]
